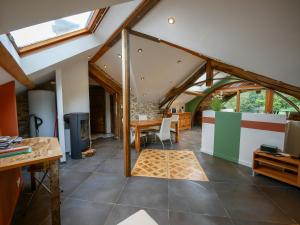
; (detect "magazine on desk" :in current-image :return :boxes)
[0,136,31,158]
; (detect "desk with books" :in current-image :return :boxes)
[0,137,63,225]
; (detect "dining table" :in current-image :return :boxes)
[130,118,179,152]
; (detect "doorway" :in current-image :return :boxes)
[89,85,114,140]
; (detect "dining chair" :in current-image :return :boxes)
[155,117,172,149]
[170,114,179,141]
[130,127,147,147]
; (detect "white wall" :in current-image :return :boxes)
[201,110,215,155]
[61,60,90,114]
[239,113,286,167]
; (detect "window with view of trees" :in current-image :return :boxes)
[223,90,300,114]
[273,93,300,114]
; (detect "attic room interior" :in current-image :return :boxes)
[0,0,300,225]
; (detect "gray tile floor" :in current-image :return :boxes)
[13,127,300,225]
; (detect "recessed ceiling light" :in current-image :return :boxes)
[168,17,175,24]
[117,54,122,59]
[140,76,145,81]
[104,65,107,69]
[87,56,91,59]
[137,48,143,53]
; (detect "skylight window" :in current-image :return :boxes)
[10,11,93,48]
[8,8,108,55]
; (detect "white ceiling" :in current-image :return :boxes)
[0,67,23,90]
[134,0,300,87]
[172,93,195,107]
[96,35,204,103]
[0,0,129,34]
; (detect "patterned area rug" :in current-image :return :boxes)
[132,149,208,181]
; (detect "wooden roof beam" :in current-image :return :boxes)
[89,63,121,94]
[184,91,205,96]
[90,0,160,63]
[159,62,206,108]
[217,84,264,93]
[0,43,35,89]
[129,30,300,100]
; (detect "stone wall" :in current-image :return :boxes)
[130,94,162,120]
[16,91,29,137]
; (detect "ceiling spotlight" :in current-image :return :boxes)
[137,48,143,53]
[168,17,175,24]
[140,76,145,81]
[87,56,91,60]
[117,54,122,59]
[177,59,182,64]
[104,65,107,69]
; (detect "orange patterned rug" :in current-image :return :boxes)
[132,149,209,181]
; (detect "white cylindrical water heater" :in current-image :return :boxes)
[28,90,56,137]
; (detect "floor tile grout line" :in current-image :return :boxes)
[255,184,299,224]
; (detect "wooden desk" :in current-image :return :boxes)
[130,119,179,152]
[0,137,62,225]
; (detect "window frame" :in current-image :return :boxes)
[7,8,108,56]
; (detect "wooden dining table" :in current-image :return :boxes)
[130,119,179,152]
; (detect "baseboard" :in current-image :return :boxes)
[200,148,213,155]
[238,159,252,168]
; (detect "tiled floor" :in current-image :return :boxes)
[12,127,300,225]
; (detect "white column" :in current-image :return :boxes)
[55,69,66,162]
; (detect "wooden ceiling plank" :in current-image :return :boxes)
[0,43,34,89]
[90,0,160,63]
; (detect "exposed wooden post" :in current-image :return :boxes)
[49,160,61,225]
[236,90,241,112]
[265,89,274,113]
[122,29,131,177]
[206,60,213,87]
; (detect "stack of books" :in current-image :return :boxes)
[0,136,32,158]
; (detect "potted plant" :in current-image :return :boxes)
[210,94,223,111]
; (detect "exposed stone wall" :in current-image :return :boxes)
[130,94,162,120]
[16,91,30,137]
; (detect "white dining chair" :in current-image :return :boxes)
[155,117,172,149]
[130,127,147,146]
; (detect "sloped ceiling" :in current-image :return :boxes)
[96,34,204,103]
[0,0,129,34]
[134,0,300,87]
[0,67,22,90]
